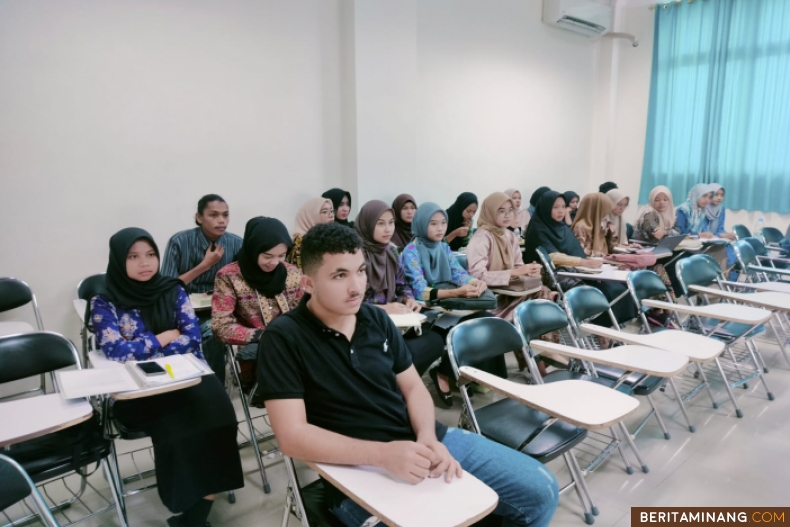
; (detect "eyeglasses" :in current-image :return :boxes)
[320,209,335,216]
[497,208,516,217]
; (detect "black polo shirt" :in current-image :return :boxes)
[257,296,447,443]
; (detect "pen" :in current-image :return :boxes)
[165,363,175,379]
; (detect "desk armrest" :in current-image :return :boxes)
[749,265,790,276]
[458,367,638,429]
[578,324,644,346]
[641,299,772,325]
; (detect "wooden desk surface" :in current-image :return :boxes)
[460,367,639,429]
[578,324,724,362]
[308,461,498,527]
[0,394,93,448]
[529,340,688,377]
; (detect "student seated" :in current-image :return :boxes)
[401,203,505,407]
[212,217,303,400]
[562,191,580,226]
[161,194,242,378]
[390,193,417,248]
[445,192,478,251]
[704,184,736,241]
[90,228,243,527]
[527,186,551,217]
[632,185,681,244]
[355,200,444,376]
[288,197,335,271]
[504,188,529,235]
[676,184,729,273]
[323,188,355,228]
[467,192,553,323]
[524,191,637,326]
[257,223,559,527]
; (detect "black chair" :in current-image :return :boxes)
[446,317,597,524]
[761,226,784,246]
[626,223,634,241]
[75,273,106,364]
[455,253,468,270]
[733,224,751,240]
[0,332,126,527]
[0,278,46,400]
[0,454,60,527]
[514,300,648,475]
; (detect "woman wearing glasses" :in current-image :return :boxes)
[287,197,336,272]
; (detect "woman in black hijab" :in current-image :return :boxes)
[563,190,580,225]
[90,228,243,527]
[527,186,551,217]
[322,188,354,228]
[523,192,637,326]
[445,192,478,251]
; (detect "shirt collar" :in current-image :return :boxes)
[296,294,373,336]
[196,227,224,248]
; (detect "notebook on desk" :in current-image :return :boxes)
[57,354,211,399]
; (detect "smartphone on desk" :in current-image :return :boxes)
[137,361,167,377]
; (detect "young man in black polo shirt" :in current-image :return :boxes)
[257,223,558,527]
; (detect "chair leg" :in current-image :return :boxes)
[608,426,634,475]
[645,394,671,440]
[745,341,774,401]
[283,457,310,527]
[618,422,649,473]
[569,452,599,518]
[696,363,719,409]
[725,345,748,388]
[228,349,272,494]
[102,457,129,527]
[667,378,695,433]
[769,318,790,369]
[563,452,594,525]
[715,357,743,418]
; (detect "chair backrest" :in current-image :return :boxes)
[733,239,758,272]
[447,318,524,375]
[0,332,80,385]
[743,237,768,257]
[762,226,784,245]
[0,278,34,313]
[733,224,751,240]
[626,270,669,310]
[514,300,569,343]
[535,246,556,273]
[0,454,61,526]
[676,255,719,297]
[698,254,723,275]
[626,222,634,240]
[455,253,468,271]
[564,286,611,324]
[77,273,106,301]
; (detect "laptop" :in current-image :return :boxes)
[624,234,687,258]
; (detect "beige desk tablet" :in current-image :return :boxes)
[308,461,498,527]
[689,286,790,312]
[0,321,35,337]
[578,324,724,363]
[528,341,689,378]
[491,286,542,297]
[557,268,632,283]
[0,394,93,448]
[88,351,201,400]
[641,299,773,326]
[721,280,790,295]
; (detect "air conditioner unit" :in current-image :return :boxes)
[543,0,612,39]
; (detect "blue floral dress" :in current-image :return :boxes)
[400,241,474,301]
[90,286,203,362]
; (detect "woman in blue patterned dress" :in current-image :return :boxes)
[90,228,242,527]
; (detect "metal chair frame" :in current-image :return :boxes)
[0,278,46,401]
[0,454,61,527]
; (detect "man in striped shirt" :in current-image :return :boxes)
[162,194,242,377]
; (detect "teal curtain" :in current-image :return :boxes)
[640,0,790,212]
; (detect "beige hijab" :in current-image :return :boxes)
[637,185,676,231]
[293,197,333,237]
[503,188,529,231]
[572,193,614,254]
[478,192,515,271]
[606,189,629,244]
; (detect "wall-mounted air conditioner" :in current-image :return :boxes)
[542,0,612,39]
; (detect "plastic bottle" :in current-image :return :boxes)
[755,217,765,239]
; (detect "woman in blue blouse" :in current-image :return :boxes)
[704,184,738,278]
[401,203,505,407]
[355,200,443,377]
[91,228,242,527]
[676,184,730,273]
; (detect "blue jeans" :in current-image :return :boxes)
[330,428,558,527]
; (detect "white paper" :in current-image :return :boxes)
[57,368,140,399]
[389,313,427,328]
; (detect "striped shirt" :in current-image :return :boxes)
[161,227,243,294]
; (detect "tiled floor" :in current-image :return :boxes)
[4,328,790,527]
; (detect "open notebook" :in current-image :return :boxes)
[57,354,211,400]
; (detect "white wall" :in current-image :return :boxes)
[0,0,356,340]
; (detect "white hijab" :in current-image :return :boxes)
[606,189,629,244]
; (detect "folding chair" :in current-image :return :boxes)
[740,238,790,270]
[535,246,567,303]
[74,274,105,366]
[455,253,468,270]
[0,278,46,400]
[563,286,694,437]
[638,256,775,417]
[733,224,751,241]
[0,454,60,527]
[447,316,641,524]
[513,301,649,476]
[761,226,784,246]
[0,333,126,527]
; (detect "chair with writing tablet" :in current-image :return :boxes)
[0,278,46,401]
[0,332,126,527]
[0,454,61,527]
[741,238,790,271]
[761,226,785,247]
[514,300,651,475]
[448,316,641,524]
[535,246,567,304]
[74,273,106,366]
[733,224,751,241]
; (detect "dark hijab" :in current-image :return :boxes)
[391,193,416,248]
[103,228,183,335]
[356,200,399,303]
[237,217,293,298]
[529,186,552,207]
[563,190,580,222]
[322,188,354,228]
[446,192,478,251]
[523,191,586,263]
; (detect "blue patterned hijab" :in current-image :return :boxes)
[705,184,724,221]
[676,184,714,234]
[411,203,453,285]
